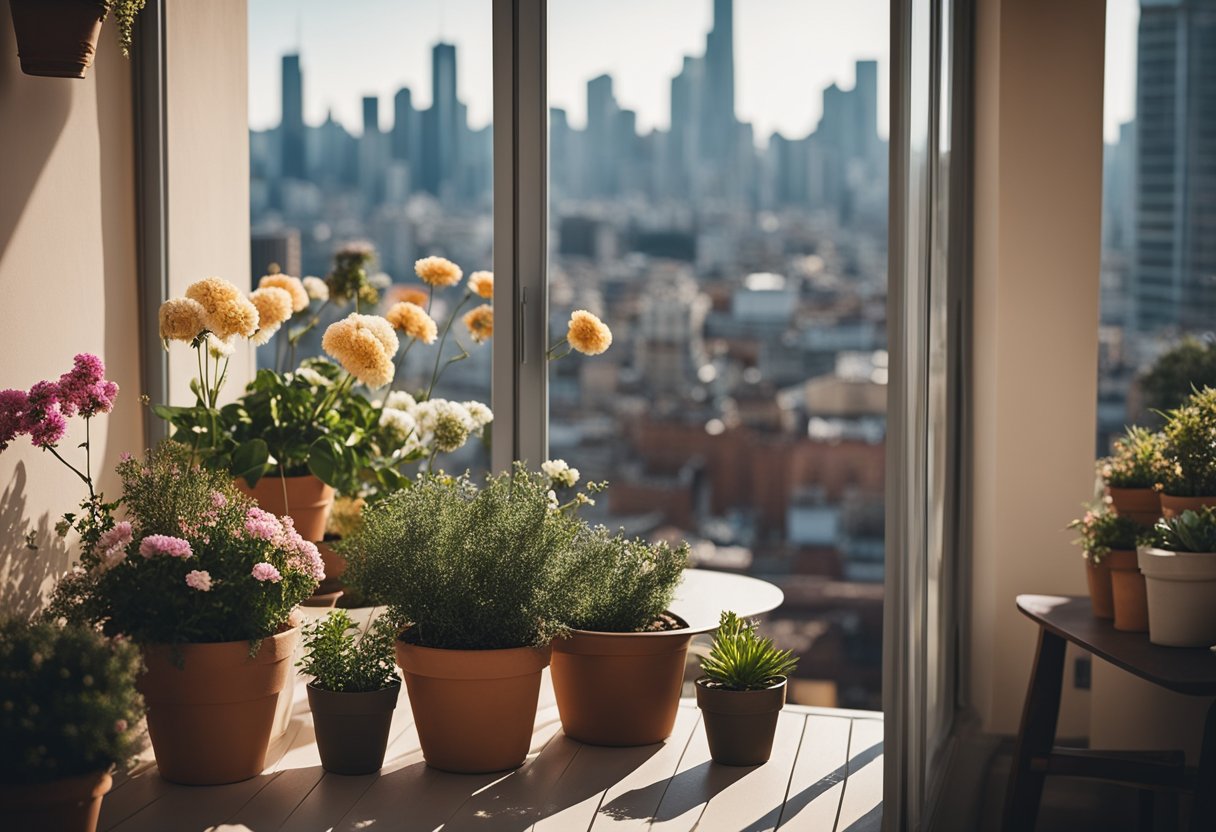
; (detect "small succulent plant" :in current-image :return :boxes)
[700,611,798,691]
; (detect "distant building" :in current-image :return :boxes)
[280,54,305,179]
[251,229,302,279]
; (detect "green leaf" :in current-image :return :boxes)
[231,439,270,485]
[307,437,341,487]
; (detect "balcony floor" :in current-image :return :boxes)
[100,671,883,831]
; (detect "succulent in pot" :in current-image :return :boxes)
[1158,387,1216,518]
[298,609,401,775]
[48,444,323,785]
[1069,505,1151,630]
[1139,508,1216,647]
[551,521,690,747]
[695,611,799,766]
[0,618,144,832]
[1099,426,1166,525]
[343,465,581,773]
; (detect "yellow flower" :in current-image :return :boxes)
[415,256,463,288]
[258,274,309,312]
[158,298,206,343]
[389,286,429,307]
[185,277,259,340]
[463,304,494,343]
[322,313,399,389]
[469,271,494,299]
[249,287,293,346]
[386,302,438,344]
[567,310,612,355]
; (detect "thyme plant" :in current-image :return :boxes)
[298,610,399,693]
[559,527,688,632]
[1161,387,1216,496]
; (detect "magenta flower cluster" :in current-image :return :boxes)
[139,534,194,559]
[0,354,118,451]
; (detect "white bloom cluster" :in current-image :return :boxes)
[302,276,329,301]
[206,333,235,358]
[378,393,492,457]
[541,459,580,488]
[294,367,332,388]
[379,406,422,455]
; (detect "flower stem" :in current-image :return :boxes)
[426,292,474,399]
[546,337,570,360]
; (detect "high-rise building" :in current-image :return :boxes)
[701,0,736,165]
[421,42,460,197]
[586,74,619,195]
[391,87,418,166]
[1132,0,1216,332]
[280,54,306,179]
[359,95,385,205]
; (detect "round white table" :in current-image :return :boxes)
[668,568,785,634]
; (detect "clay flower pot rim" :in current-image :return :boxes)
[695,675,788,692]
[306,678,401,695]
[566,611,692,637]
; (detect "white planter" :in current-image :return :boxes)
[1138,547,1216,647]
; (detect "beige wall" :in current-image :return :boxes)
[0,2,141,615]
[970,0,1107,735]
[0,0,251,614]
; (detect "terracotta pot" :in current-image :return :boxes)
[1106,487,1161,526]
[235,474,335,542]
[0,770,111,832]
[316,540,346,581]
[395,639,550,773]
[307,680,400,775]
[1139,547,1216,647]
[1106,549,1149,633]
[695,678,787,766]
[1085,557,1114,619]
[1159,493,1216,520]
[139,622,300,785]
[8,0,104,79]
[301,587,343,608]
[550,618,692,747]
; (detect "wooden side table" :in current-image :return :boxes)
[1004,594,1216,832]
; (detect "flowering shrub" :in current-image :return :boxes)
[49,445,321,644]
[1160,387,1216,496]
[1100,426,1167,490]
[343,465,583,650]
[0,618,144,784]
[1068,505,1148,563]
[298,609,400,693]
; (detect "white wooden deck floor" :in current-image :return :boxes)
[99,671,883,832]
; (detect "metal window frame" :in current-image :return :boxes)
[491,0,549,472]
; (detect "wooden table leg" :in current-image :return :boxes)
[1002,627,1067,832]
[1190,698,1216,832]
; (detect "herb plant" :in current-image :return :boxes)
[1153,508,1216,553]
[700,611,798,691]
[48,444,323,645]
[1160,387,1216,496]
[343,465,582,650]
[103,0,146,57]
[1100,426,1166,489]
[298,610,399,693]
[0,618,144,784]
[1068,505,1147,562]
[559,527,688,632]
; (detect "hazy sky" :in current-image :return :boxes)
[248,0,1138,144]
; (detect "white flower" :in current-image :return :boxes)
[303,276,329,301]
[370,272,392,289]
[542,459,580,488]
[463,401,493,431]
[379,407,417,442]
[206,333,236,358]
[385,390,418,412]
[547,490,559,511]
[294,367,332,388]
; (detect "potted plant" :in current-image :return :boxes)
[0,618,144,832]
[297,609,401,775]
[695,611,799,766]
[343,465,579,773]
[9,0,143,79]
[48,444,323,784]
[551,521,690,747]
[1068,505,1150,630]
[1158,387,1216,518]
[1100,426,1166,525]
[1140,508,1216,647]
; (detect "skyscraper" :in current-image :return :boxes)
[280,54,306,179]
[392,87,418,165]
[586,74,619,195]
[421,42,460,197]
[359,95,384,205]
[700,0,737,166]
[1132,0,1216,332]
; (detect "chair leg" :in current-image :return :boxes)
[1190,699,1216,832]
[1002,628,1067,832]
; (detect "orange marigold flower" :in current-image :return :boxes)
[463,304,494,343]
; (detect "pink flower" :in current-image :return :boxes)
[0,389,28,451]
[244,507,282,541]
[21,382,65,448]
[139,534,193,559]
[209,491,227,509]
[55,354,118,418]
[118,451,133,462]
[251,562,282,583]
[29,411,66,448]
[113,719,128,734]
[184,570,212,591]
[94,521,133,565]
[279,516,325,581]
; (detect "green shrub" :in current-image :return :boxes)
[342,465,581,650]
[1100,426,1167,489]
[0,619,144,784]
[559,527,688,633]
[1160,387,1216,496]
[1068,505,1148,562]
[1153,508,1216,553]
[1139,336,1216,418]
[298,610,399,693]
[700,611,798,691]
